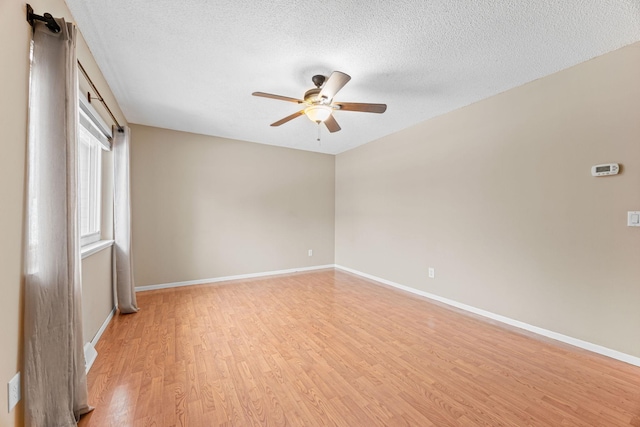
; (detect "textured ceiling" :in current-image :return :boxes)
[64,0,640,154]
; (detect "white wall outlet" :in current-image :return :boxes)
[428,267,435,279]
[308,249,313,256]
[628,211,640,227]
[8,372,20,412]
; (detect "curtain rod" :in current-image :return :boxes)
[77,61,124,132]
[26,4,124,133]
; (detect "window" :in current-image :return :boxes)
[78,98,112,247]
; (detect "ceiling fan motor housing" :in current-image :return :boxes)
[304,88,324,104]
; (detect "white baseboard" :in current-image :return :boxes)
[84,306,116,373]
[84,342,98,373]
[135,264,336,292]
[91,307,116,347]
[335,264,640,367]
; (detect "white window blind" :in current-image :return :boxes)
[78,119,102,246]
[78,102,111,247]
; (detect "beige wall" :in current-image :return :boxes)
[336,42,640,357]
[0,1,124,425]
[81,248,114,344]
[0,2,29,425]
[130,125,335,286]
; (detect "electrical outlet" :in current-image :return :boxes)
[8,372,20,412]
[308,249,313,256]
[428,268,435,279]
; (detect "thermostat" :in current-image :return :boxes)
[591,163,619,176]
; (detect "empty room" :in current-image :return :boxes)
[2,0,640,426]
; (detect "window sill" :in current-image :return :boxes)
[81,239,114,259]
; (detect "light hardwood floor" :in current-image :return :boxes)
[79,269,640,426]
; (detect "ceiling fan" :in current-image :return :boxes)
[252,71,386,133]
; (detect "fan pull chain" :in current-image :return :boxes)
[317,123,321,145]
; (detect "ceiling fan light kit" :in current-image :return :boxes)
[304,105,333,123]
[252,71,387,134]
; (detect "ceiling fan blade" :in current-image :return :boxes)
[270,110,305,127]
[324,114,341,133]
[319,71,351,101]
[335,102,387,113]
[253,92,304,104]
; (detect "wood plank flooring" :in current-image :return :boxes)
[78,269,640,426]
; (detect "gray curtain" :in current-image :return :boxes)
[23,18,92,426]
[113,126,139,313]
